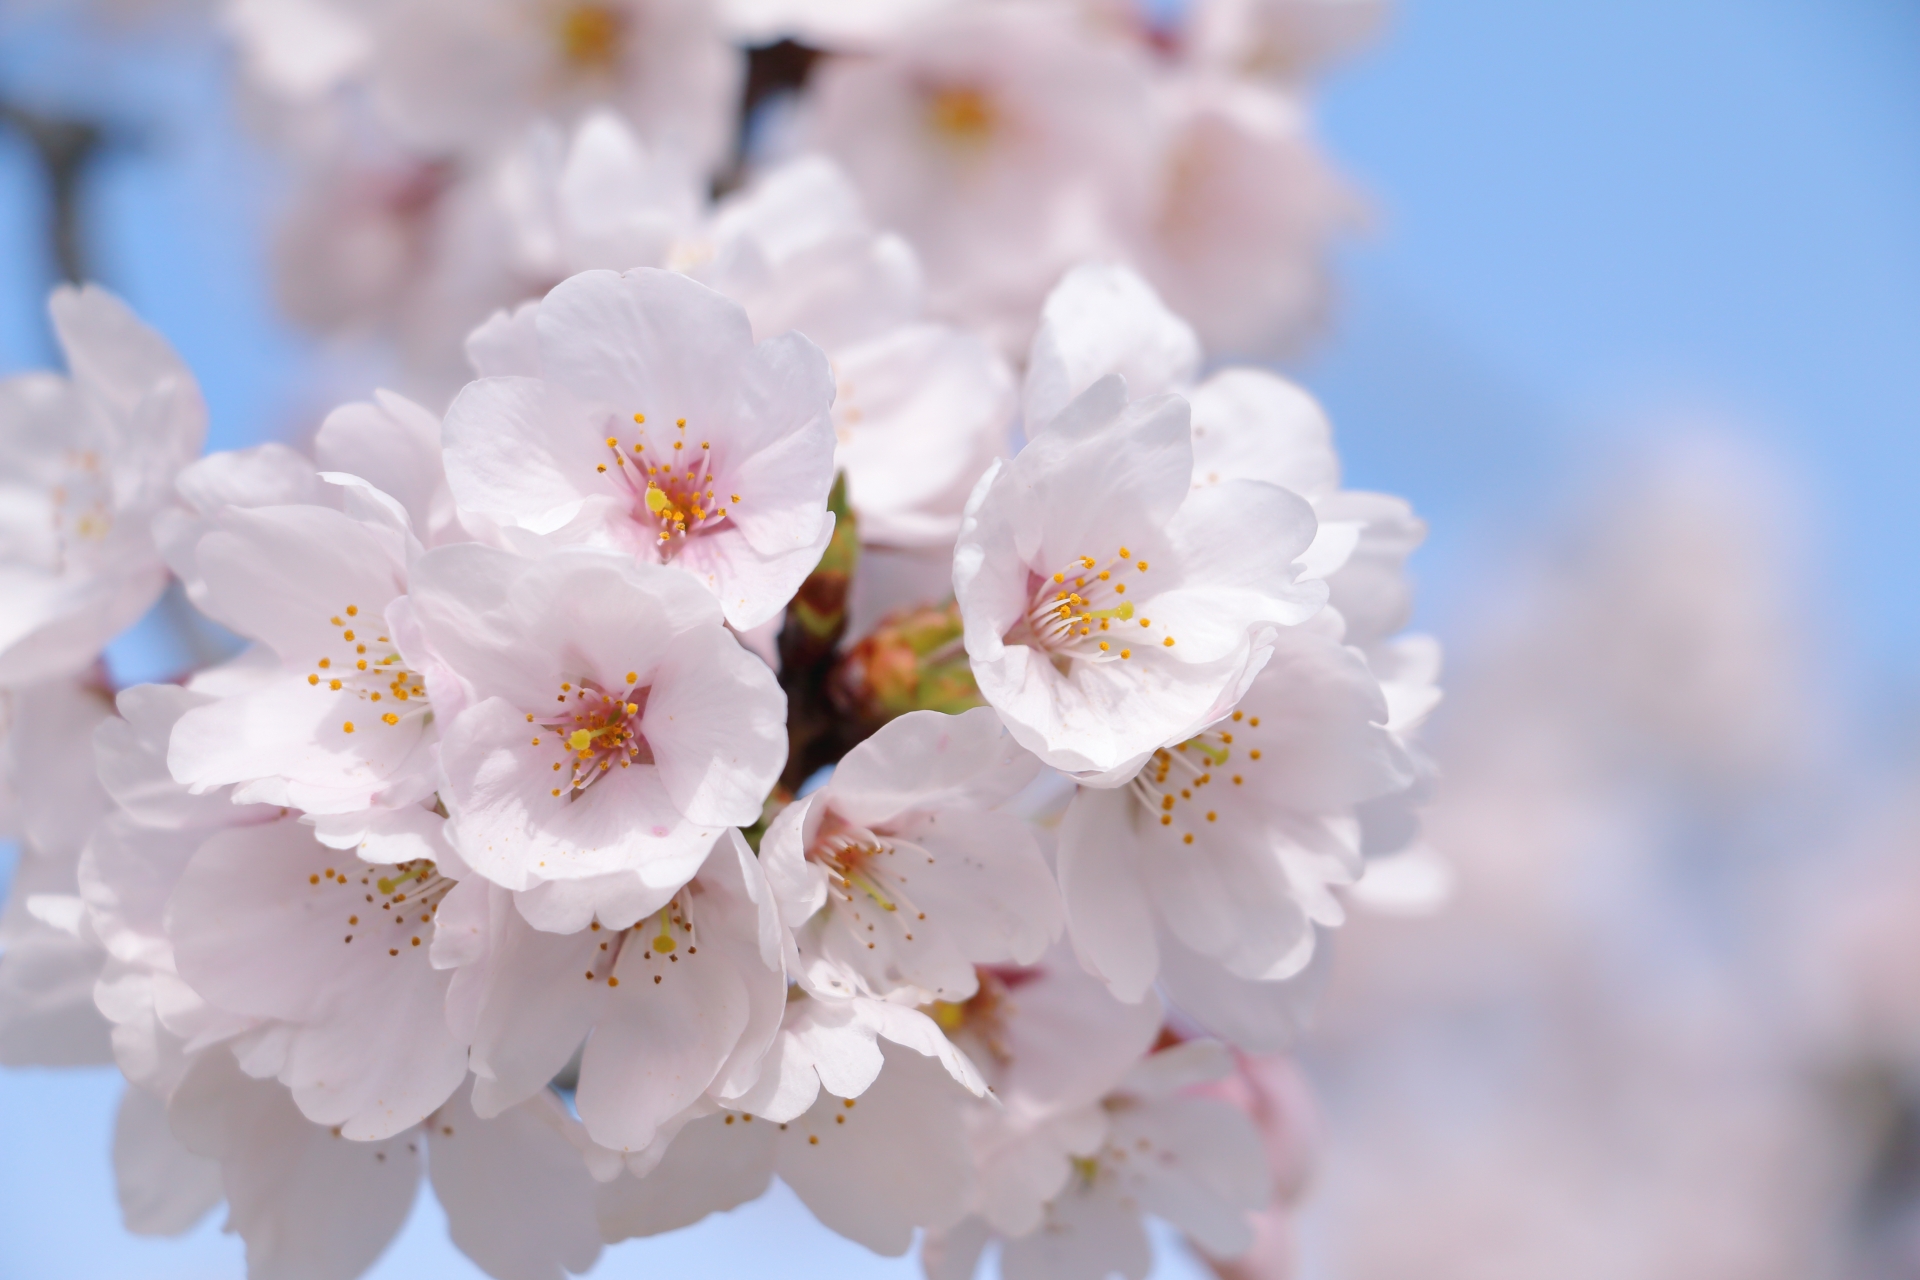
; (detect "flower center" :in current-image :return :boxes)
[581,892,702,988]
[925,84,998,145]
[1010,546,1177,664]
[555,3,625,73]
[307,603,428,734]
[538,676,653,799]
[593,413,741,555]
[1126,710,1264,846]
[806,821,933,951]
[318,858,455,956]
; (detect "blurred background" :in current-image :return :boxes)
[1,0,1916,1276]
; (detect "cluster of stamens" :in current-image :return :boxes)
[536,675,652,799]
[314,858,455,957]
[47,450,112,570]
[307,603,427,735]
[581,894,700,989]
[1020,546,1176,662]
[593,413,740,550]
[1128,709,1264,846]
[810,825,928,952]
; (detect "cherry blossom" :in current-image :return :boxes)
[759,706,1058,1003]
[442,830,787,1155]
[953,276,1326,783]
[0,286,206,685]
[411,542,785,914]
[442,268,839,630]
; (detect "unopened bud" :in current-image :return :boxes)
[831,599,980,730]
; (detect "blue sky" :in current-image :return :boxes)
[2,0,1917,1275]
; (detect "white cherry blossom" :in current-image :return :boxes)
[953,358,1325,784]
[164,485,439,817]
[0,285,205,684]
[689,156,1018,550]
[154,1048,603,1280]
[760,706,1057,1002]
[0,676,116,1066]
[166,813,470,1139]
[442,830,787,1156]
[798,1,1160,351]
[365,0,742,173]
[411,542,785,911]
[598,1040,978,1256]
[1058,629,1412,1025]
[926,1031,1272,1280]
[442,267,839,630]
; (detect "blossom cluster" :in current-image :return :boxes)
[226,0,1370,394]
[0,2,1435,1278]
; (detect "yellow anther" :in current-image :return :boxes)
[597,464,607,473]
[330,616,342,626]
[1163,636,1175,647]
[1119,546,1130,557]
[1137,561,1149,571]
[1160,814,1171,825]
[633,413,645,423]
[318,658,331,669]
[1206,811,1217,822]
[343,630,354,641]
[1099,571,1110,580]
[329,680,342,690]
[345,605,358,616]
[1140,618,1151,627]
[1249,749,1262,760]
[625,671,638,684]
[561,683,572,691]
[675,417,686,427]
[731,493,741,504]
[606,436,618,447]
[1183,833,1194,844]
[672,441,683,450]
[308,674,319,685]
[342,721,355,733]
[625,703,638,715]
[1120,649,1131,659]
[1249,717,1261,727]
[1232,711,1244,721]
[383,713,399,726]
[552,788,562,796]
[1099,641,1110,651]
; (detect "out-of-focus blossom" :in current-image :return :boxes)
[0,287,206,685]
[800,1,1159,353]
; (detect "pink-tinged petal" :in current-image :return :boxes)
[535,269,757,428]
[595,1112,775,1241]
[169,1051,420,1279]
[190,504,409,666]
[167,819,467,1138]
[827,706,1039,829]
[668,517,832,630]
[643,627,787,826]
[773,1043,976,1254]
[168,672,430,815]
[460,909,607,1119]
[575,933,751,1152]
[429,1084,604,1280]
[1024,263,1201,432]
[1188,367,1339,499]
[112,1086,221,1236]
[441,376,610,534]
[1057,787,1160,1003]
[1157,931,1328,1053]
